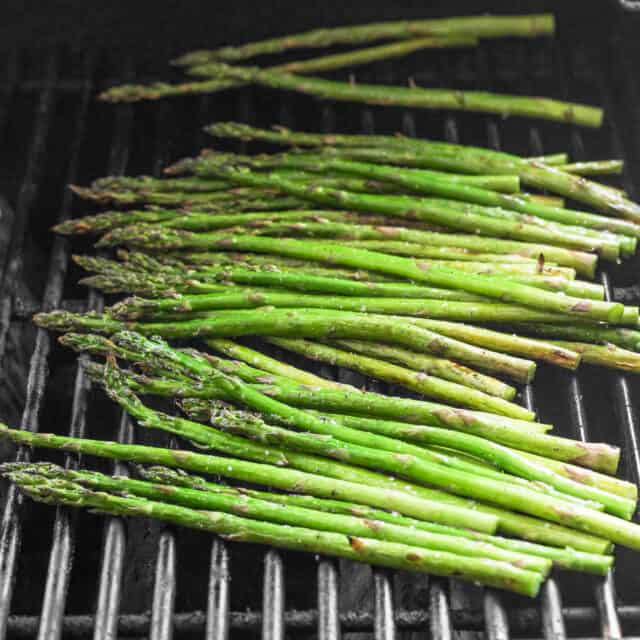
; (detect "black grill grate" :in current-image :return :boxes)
[2,8,640,639]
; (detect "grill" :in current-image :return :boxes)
[2,2,640,638]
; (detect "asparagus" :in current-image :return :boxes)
[190,61,602,126]
[322,339,516,400]
[100,36,478,102]
[505,323,640,353]
[7,470,545,596]
[173,15,554,64]
[55,208,349,236]
[108,290,606,326]
[263,337,532,418]
[558,161,623,176]
[404,319,581,369]
[37,308,540,381]
[207,122,640,219]
[206,338,343,389]
[549,340,640,373]
[8,462,552,574]
[95,229,625,323]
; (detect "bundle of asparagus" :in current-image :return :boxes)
[4,13,640,596]
[95,13,604,128]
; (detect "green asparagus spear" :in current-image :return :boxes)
[548,340,640,372]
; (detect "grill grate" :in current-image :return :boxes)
[2,10,640,640]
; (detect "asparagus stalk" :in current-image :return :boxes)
[549,340,640,373]
[173,15,554,65]
[404,319,580,369]
[206,338,343,389]
[95,229,625,323]
[7,462,552,574]
[55,208,349,236]
[100,36,478,102]
[36,308,540,381]
[7,470,545,596]
[108,289,605,326]
[505,323,640,353]
[558,161,624,176]
[318,339,517,399]
[207,122,640,219]
[263,337,532,418]
[190,61,602,126]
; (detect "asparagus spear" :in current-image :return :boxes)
[549,340,640,373]
[186,60,602,126]
[93,229,625,323]
[6,461,552,574]
[108,290,606,326]
[262,337,532,418]
[505,323,640,353]
[207,122,640,219]
[6,470,545,596]
[558,161,623,176]
[173,15,554,65]
[55,209,349,236]
[206,338,343,389]
[0,420,610,554]
[36,308,540,381]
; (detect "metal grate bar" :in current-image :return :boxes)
[0,52,57,361]
[205,539,231,640]
[91,60,136,640]
[373,570,395,640]
[150,532,177,640]
[0,50,60,640]
[428,578,452,640]
[262,549,285,640]
[0,50,19,140]
[35,52,95,640]
[317,560,341,640]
